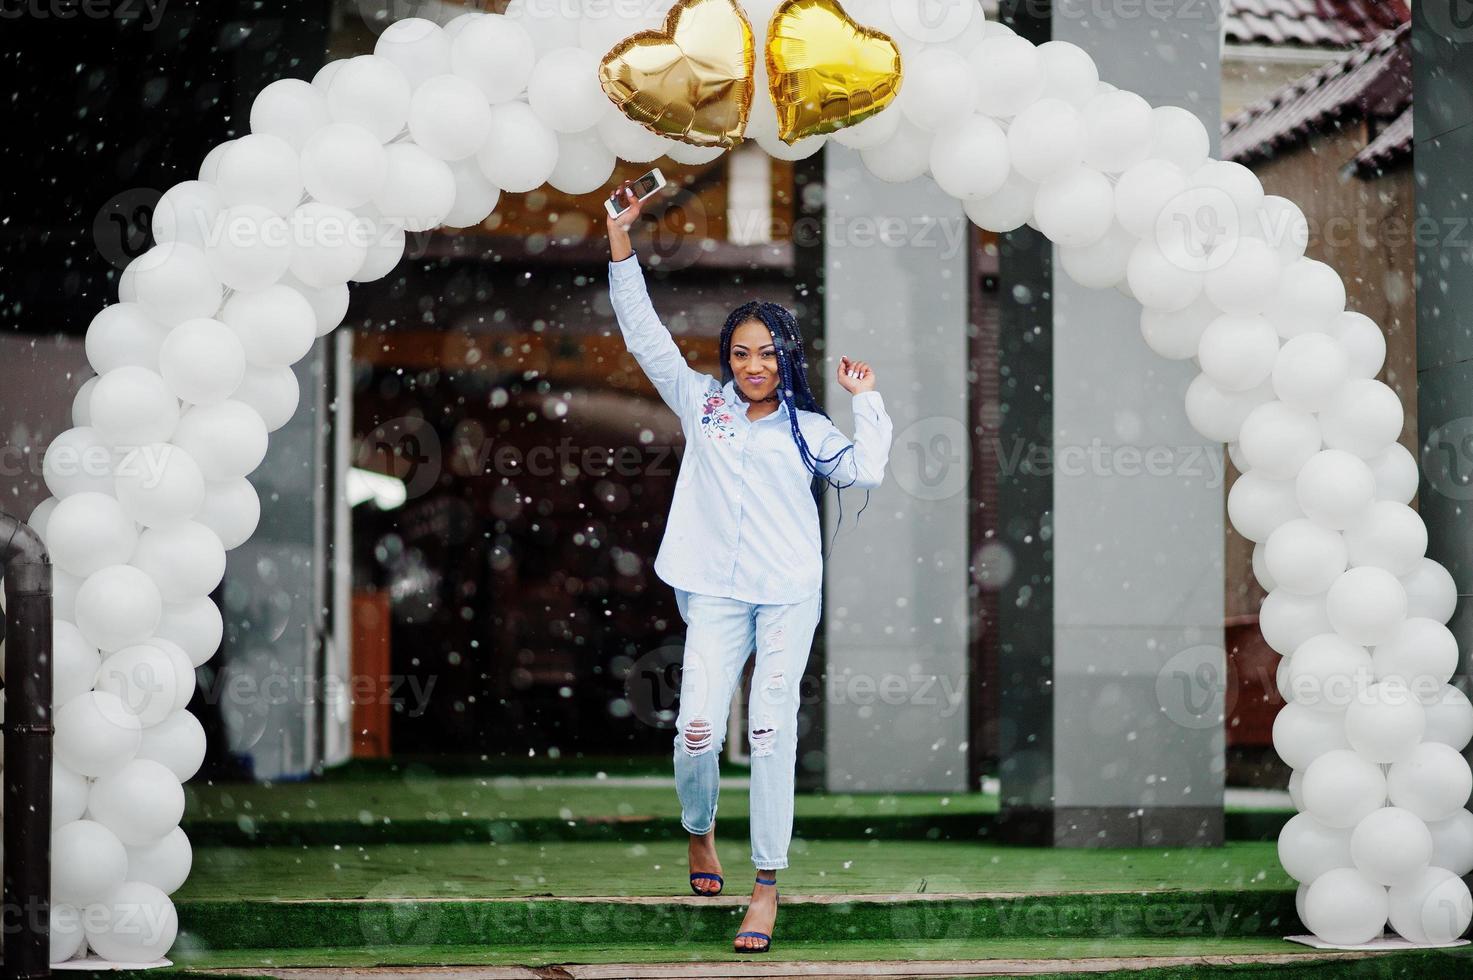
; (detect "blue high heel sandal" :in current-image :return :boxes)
[734,875,777,953]
[689,871,724,896]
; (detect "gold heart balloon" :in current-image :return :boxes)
[765,0,903,143]
[599,0,756,149]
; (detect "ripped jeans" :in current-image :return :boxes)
[671,587,823,870]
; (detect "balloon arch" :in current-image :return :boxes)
[22,0,1473,963]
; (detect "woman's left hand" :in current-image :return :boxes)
[837,356,875,394]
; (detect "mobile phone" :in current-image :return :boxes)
[605,168,666,218]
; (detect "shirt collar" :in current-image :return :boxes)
[726,378,790,421]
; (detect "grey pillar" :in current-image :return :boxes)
[821,150,971,792]
[218,341,330,780]
[997,0,1227,846]
[1413,8,1473,693]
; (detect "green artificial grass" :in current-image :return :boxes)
[175,839,1292,901]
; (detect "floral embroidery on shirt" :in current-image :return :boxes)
[699,389,737,442]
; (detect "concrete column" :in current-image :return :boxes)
[997,0,1227,846]
[821,147,972,792]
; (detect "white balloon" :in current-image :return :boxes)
[1114,158,1186,238]
[75,565,163,653]
[409,74,494,161]
[665,141,729,165]
[477,101,559,193]
[1426,809,1473,876]
[1328,567,1409,648]
[1227,472,1302,543]
[832,103,903,150]
[215,133,303,217]
[249,78,331,152]
[373,143,456,233]
[1319,379,1403,458]
[1399,558,1458,624]
[1139,294,1215,360]
[902,48,977,131]
[547,128,616,195]
[155,597,224,668]
[1296,449,1375,530]
[1033,167,1113,247]
[130,522,227,603]
[1328,311,1387,379]
[596,111,670,165]
[375,18,452,89]
[194,477,262,551]
[127,243,223,327]
[136,707,208,781]
[231,364,300,432]
[1183,375,1272,444]
[860,119,932,183]
[197,139,234,184]
[90,366,180,449]
[328,55,412,142]
[1345,678,1425,763]
[1260,589,1333,656]
[969,35,1045,118]
[152,181,223,253]
[51,902,85,964]
[1344,501,1427,577]
[53,621,102,708]
[1149,105,1210,172]
[1365,442,1418,505]
[300,123,387,209]
[1287,767,1305,810]
[56,690,143,777]
[95,643,188,728]
[527,47,607,133]
[452,13,536,103]
[1265,520,1347,596]
[1253,195,1310,264]
[170,400,270,481]
[125,825,193,895]
[1006,97,1083,183]
[930,114,1010,200]
[1422,684,1473,751]
[282,273,351,337]
[1036,40,1098,107]
[46,492,138,579]
[88,758,185,845]
[442,157,503,230]
[1272,332,1349,413]
[1272,701,1350,770]
[1351,806,1433,886]
[1288,634,1373,713]
[221,284,318,368]
[159,318,246,405]
[1126,240,1203,313]
[1386,742,1472,822]
[1302,749,1387,828]
[84,881,178,963]
[505,0,581,55]
[205,204,293,292]
[1264,257,1346,338]
[1190,159,1264,223]
[85,303,168,376]
[1302,867,1389,945]
[1058,223,1135,289]
[1198,314,1280,392]
[50,819,128,907]
[1388,866,1473,944]
[114,443,206,529]
[1277,811,1353,883]
[54,569,83,623]
[288,203,370,288]
[962,169,1037,233]
[1252,540,1278,592]
[351,207,408,283]
[1080,90,1151,173]
[1205,237,1283,316]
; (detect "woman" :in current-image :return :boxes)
[604,183,894,953]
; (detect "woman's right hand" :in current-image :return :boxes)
[606,183,644,262]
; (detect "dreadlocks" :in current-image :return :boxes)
[719,301,872,558]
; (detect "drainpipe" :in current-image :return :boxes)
[1,512,53,979]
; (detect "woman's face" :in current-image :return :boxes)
[730,319,778,402]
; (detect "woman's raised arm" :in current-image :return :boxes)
[605,184,710,418]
